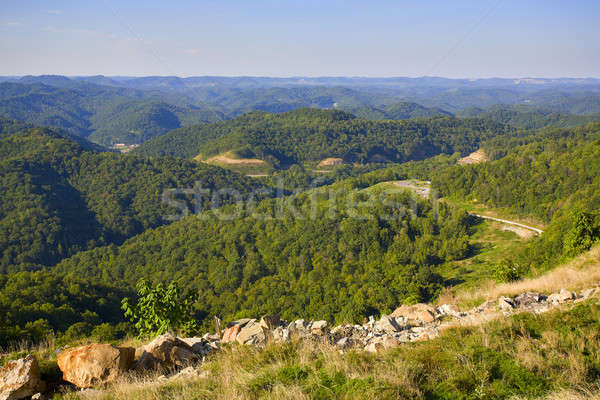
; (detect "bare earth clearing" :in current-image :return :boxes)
[196,153,267,166]
[458,149,488,165]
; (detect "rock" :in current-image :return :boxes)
[547,289,576,304]
[222,319,253,343]
[134,334,199,372]
[381,336,402,349]
[514,292,545,308]
[373,315,401,333]
[288,320,311,339]
[364,342,382,353]
[498,296,515,312]
[0,355,44,400]
[31,394,44,400]
[269,326,290,343]
[259,315,283,330]
[476,300,496,312]
[559,288,575,302]
[310,320,328,335]
[259,315,289,344]
[236,320,266,346]
[336,337,350,348]
[581,287,599,299]
[437,304,461,317]
[167,366,209,381]
[180,337,214,357]
[57,344,135,388]
[390,304,438,325]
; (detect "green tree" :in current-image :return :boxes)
[121,279,199,338]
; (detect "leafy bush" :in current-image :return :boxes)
[122,279,199,338]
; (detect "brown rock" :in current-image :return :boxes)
[134,334,200,371]
[391,304,438,324]
[259,315,283,330]
[0,355,44,400]
[222,319,253,343]
[57,344,135,388]
[236,321,266,346]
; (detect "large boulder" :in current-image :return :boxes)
[134,334,200,372]
[222,319,253,343]
[57,344,135,388]
[391,304,438,325]
[0,355,44,400]
[373,315,402,334]
[236,320,266,346]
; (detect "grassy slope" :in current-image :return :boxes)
[37,290,600,400]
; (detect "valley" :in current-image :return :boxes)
[1,76,600,400]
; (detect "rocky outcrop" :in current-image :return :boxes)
[0,355,44,400]
[57,344,135,388]
[134,333,201,372]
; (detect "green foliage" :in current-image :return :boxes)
[56,186,472,329]
[345,101,452,120]
[433,123,600,271]
[563,210,600,257]
[0,122,262,271]
[492,260,522,283]
[135,108,512,166]
[122,279,199,338]
[0,82,223,145]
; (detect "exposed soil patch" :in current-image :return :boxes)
[458,149,487,165]
[198,153,267,166]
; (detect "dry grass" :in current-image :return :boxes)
[452,244,600,307]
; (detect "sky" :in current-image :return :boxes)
[0,0,598,78]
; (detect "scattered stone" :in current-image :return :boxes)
[180,337,216,357]
[364,342,382,353]
[134,334,199,372]
[31,393,45,400]
[498,296,515,312]
[310,320,328,335]
[236,320,266,346]
[513,292,545,307]
[580,287,599,300]
[547,289,576,304]
[373,314,401,333]
[437,304,461,317]
[476,300,496,312]
[0,355,44,400]
[57,344,135,388]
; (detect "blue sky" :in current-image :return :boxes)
[0,0,598,77]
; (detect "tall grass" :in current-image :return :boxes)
[60,298,600,400]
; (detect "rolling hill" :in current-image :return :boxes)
[0,119,262,273]
[135,108,513,168]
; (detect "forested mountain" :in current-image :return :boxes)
[433,122,600,271]
[53,181,471,329]
[457,104,600,129]
[0,120,261,273]
[0,82,223,145]
[135,108,512,167]
[344,101,452,120]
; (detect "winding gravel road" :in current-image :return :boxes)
[472,214,544,235]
